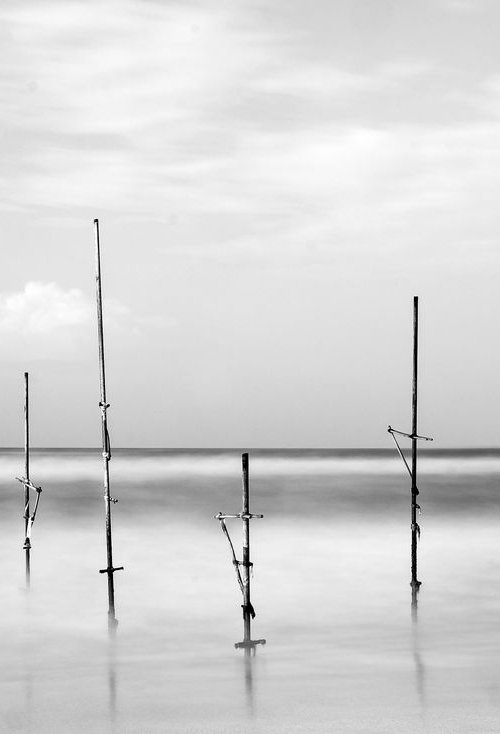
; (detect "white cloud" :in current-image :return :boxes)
[0,282,165,362]
[0,0,499,268]
[0,282,91,334]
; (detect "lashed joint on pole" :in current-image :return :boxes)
[16,476,42,548]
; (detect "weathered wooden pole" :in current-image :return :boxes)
[388,296,433,618]
[16,372,43,589]
[23,372,30,588]
[411,296,420,612]
[94,218,123,633]
[215,452,265,653]
[241,453,252,647]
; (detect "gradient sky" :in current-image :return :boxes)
[1,0,500,447]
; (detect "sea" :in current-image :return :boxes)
[0,448,499,733]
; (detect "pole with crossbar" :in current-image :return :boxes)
[387,297,433,618]
[215,453,265,653]
[94,218,123,633]
[24,372,30,588]
[411,296,419,611]
[241,453,252,647]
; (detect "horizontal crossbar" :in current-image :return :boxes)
[387,426,433,441]
[214,512,264,520]
[234,639,266,649]
[99,566,124,574]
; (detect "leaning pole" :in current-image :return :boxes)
[94,218,123,633]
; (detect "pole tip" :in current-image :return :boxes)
[94,218,99,225]
[24,371,28,378]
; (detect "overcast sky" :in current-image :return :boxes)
[1,0,500,447]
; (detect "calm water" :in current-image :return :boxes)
[0,449,499,733]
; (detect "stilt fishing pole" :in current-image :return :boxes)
[94,218,123,633]
[15,372,42,589]
[388,296,433,616]
[215,453,266,654]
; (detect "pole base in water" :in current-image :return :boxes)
[235,639,266,650]
[410,580,422,590]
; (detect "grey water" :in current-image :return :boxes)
[0,448,499,733]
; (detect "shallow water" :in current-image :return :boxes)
[0,449,499,733]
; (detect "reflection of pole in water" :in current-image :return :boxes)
[388,297,433,617]
[23,668,33,734]
[215,453,266,654]
[243,648,255,717]
[411,615,426,714]
[108,638,117,727]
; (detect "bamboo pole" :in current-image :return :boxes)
[94,218,123,633]
[411,296,420,613]
[241,453,252,648]
[215,452,265,652]
[388,297,433,619]
[24,372,30,588]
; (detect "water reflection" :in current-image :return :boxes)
[23,669,33,734]
[244,652,254,716]
[108,639,118,728]
[412,615,426,715]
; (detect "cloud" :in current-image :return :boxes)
[1,0,500,273]
[439,0,477,12]
[0,282,165,360]
[0,282,91,334]
[0,0,437,223]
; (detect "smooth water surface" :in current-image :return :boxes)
[0,449,499,733]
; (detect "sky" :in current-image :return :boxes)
[1,0,500,447]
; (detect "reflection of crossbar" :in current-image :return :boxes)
[235,639,266,649]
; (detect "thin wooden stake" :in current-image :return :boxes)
[388,296,433,619]
[24,372,30,588]
[241,453,252,648]
[215,452,265,653]
[94,218,123,633]
[411,296,420,613]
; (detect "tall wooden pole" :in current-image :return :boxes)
[242,453,252,650]
[24,372,30,588]
[388,297,432,617]
[411,296,420,612]
[94,218,122,633]
[215,453,265,652]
